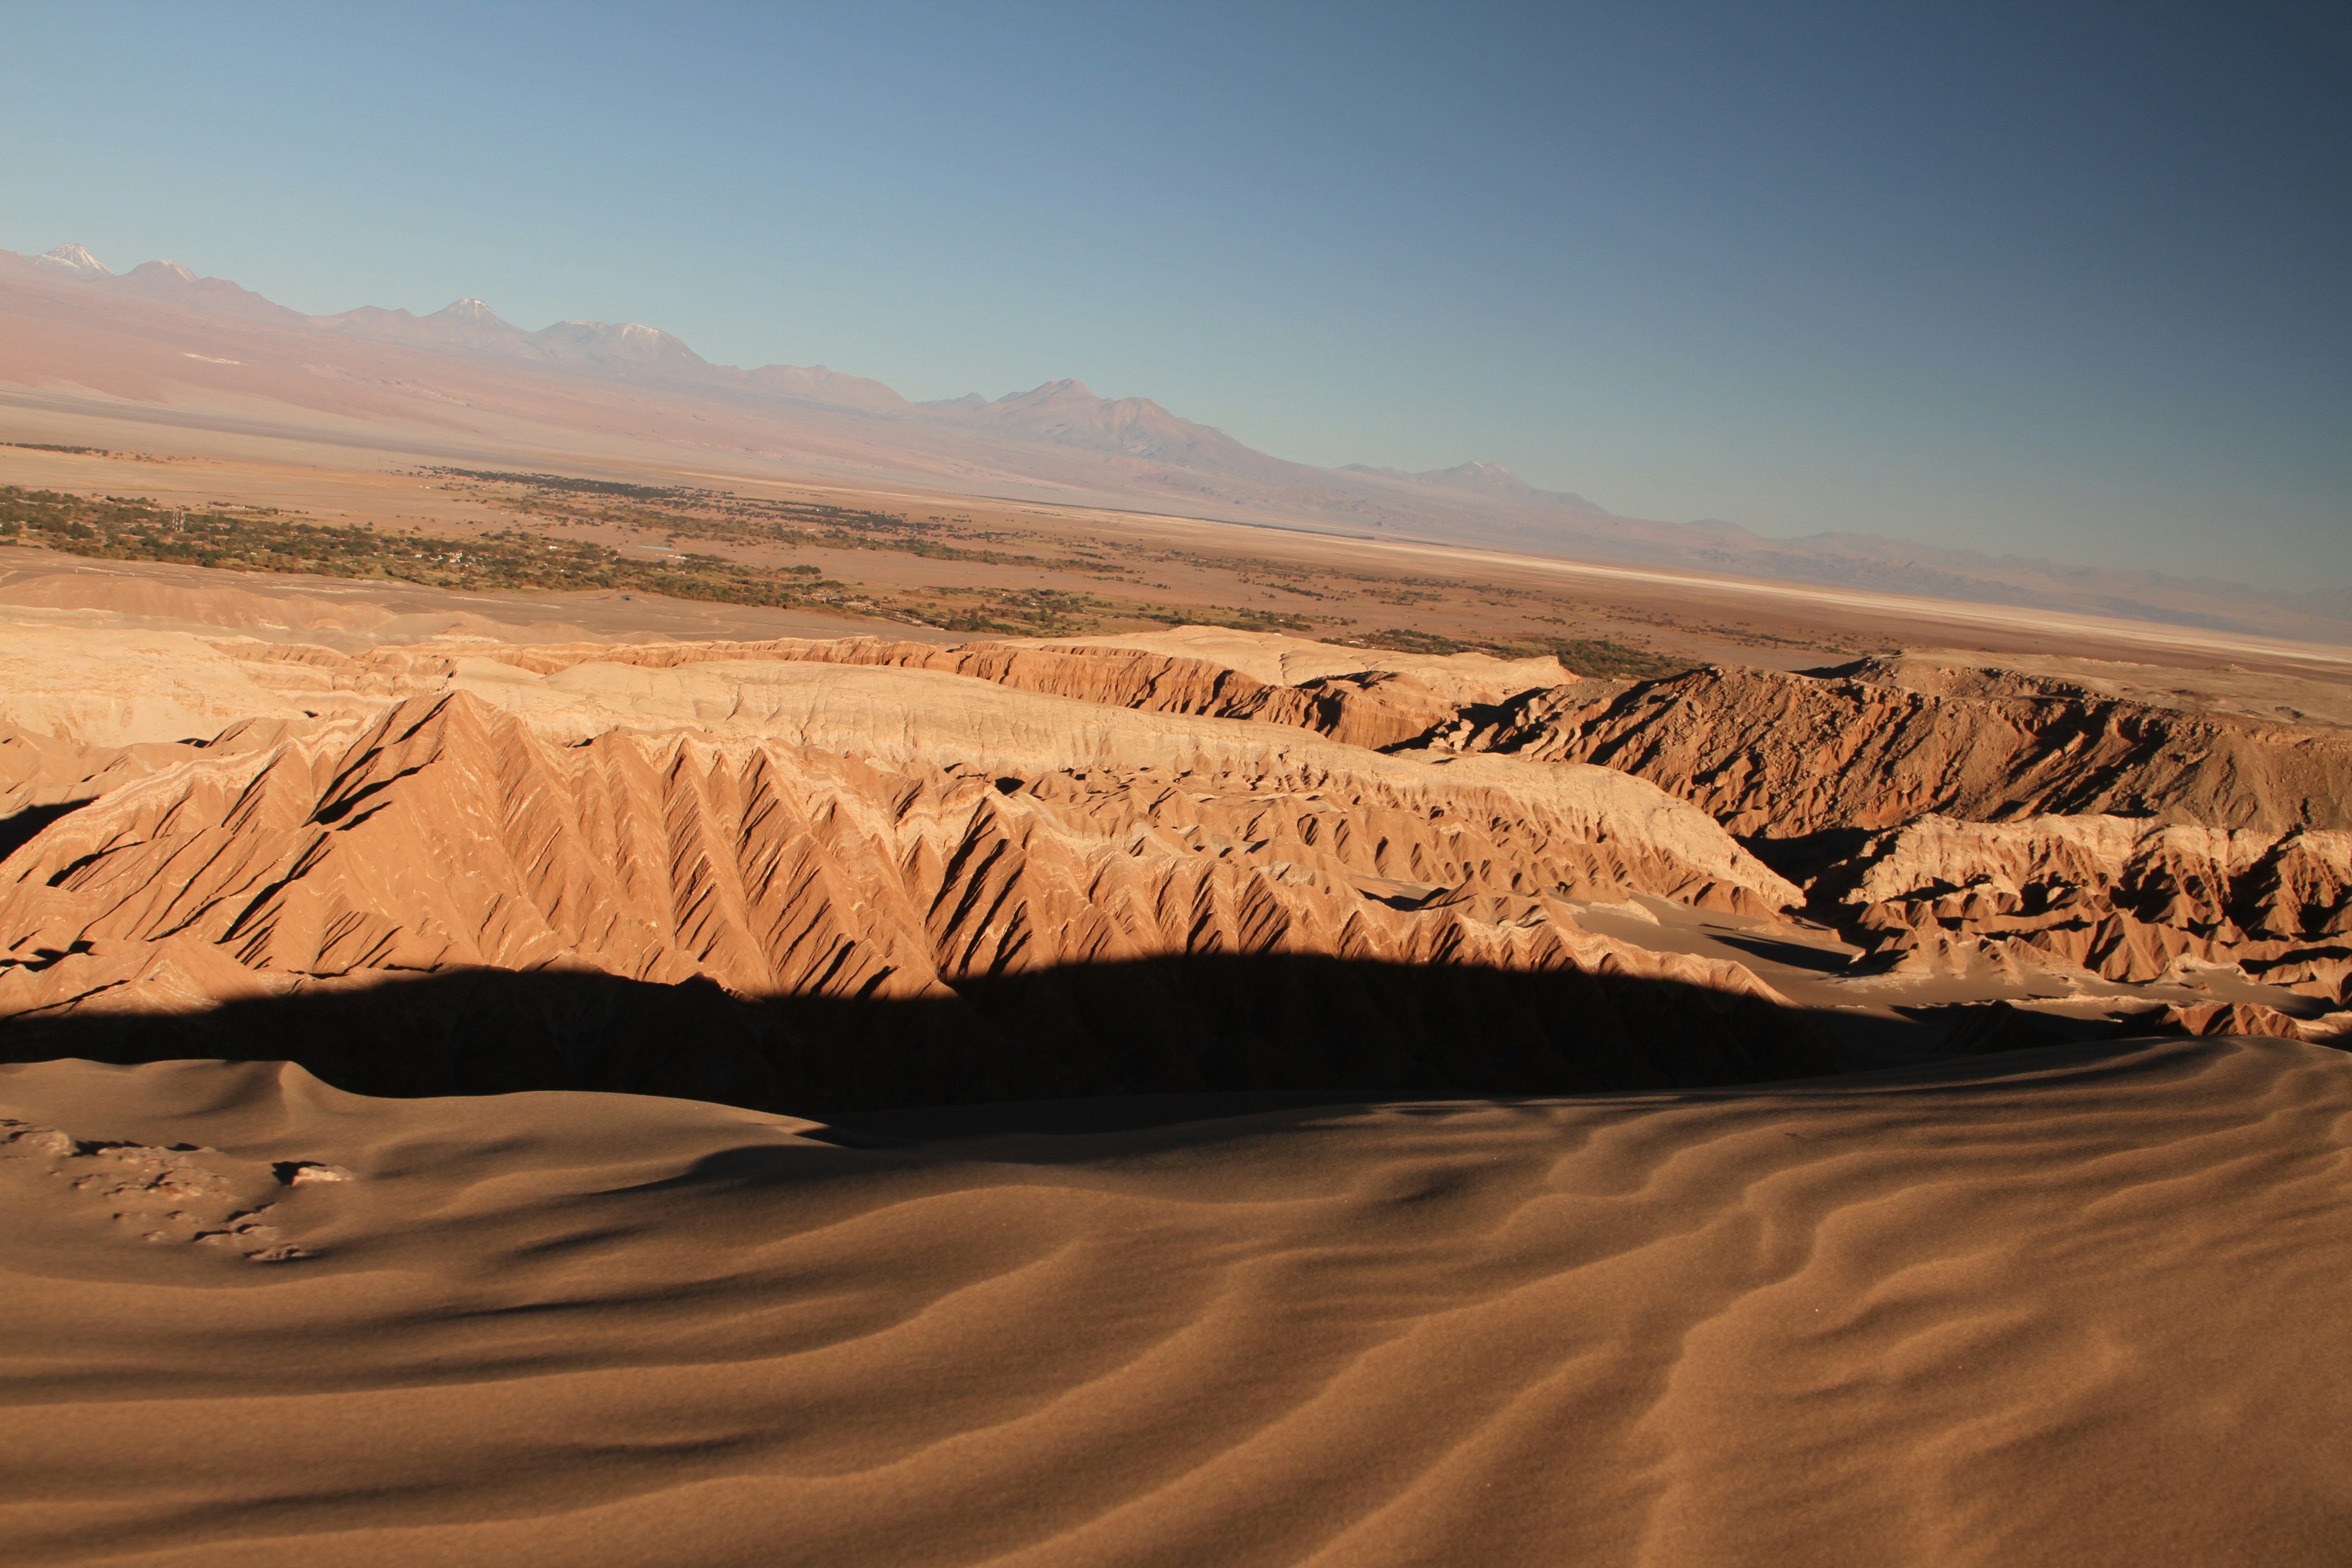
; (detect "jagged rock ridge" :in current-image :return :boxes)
[226,633,1513,755]
[1417,652,2352,1026]
[1832,813,2352,1000]
[1449,661,2352,836]
[0,657,1835,1100]
[5,623,2348,1076]
[0,663,1834,1105]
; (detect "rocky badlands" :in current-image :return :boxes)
[6,567,2352,1566]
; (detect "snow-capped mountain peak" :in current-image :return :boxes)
[34,243,113,278]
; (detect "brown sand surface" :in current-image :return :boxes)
[5,1039,2350,1567]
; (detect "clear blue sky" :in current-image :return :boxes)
[3,2,2345,588]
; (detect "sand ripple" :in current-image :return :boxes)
[3,1038,2349,1566]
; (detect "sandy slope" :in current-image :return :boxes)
[4,1039,2350,1567]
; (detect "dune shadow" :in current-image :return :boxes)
[1707,931,1855,974]
[0,953,1846,1120]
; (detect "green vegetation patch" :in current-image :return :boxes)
[0,486,876,612]
[423,468,1123,573]
[909,587,1112,638]
[0,485,1339,641]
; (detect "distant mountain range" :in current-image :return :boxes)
[1344,460,1608,516]
[4,241,2346,642]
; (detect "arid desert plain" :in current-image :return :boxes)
[4,245,2352,1567]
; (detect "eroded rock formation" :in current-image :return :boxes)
[220,633,1488,753]
[1447,661,2352,835]
[5,619,2350,1080]
[1825,813,2352,998]
[1399,653,2352,1027]
[0,677,1829,1100]
[0,685,1798,996]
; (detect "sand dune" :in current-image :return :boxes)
[5,1038,2350,1567]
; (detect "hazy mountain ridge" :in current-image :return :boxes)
[746,363,912,412]
[5,243,2346,638]
[87,257,312,326]
[1345,459,1610,515]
